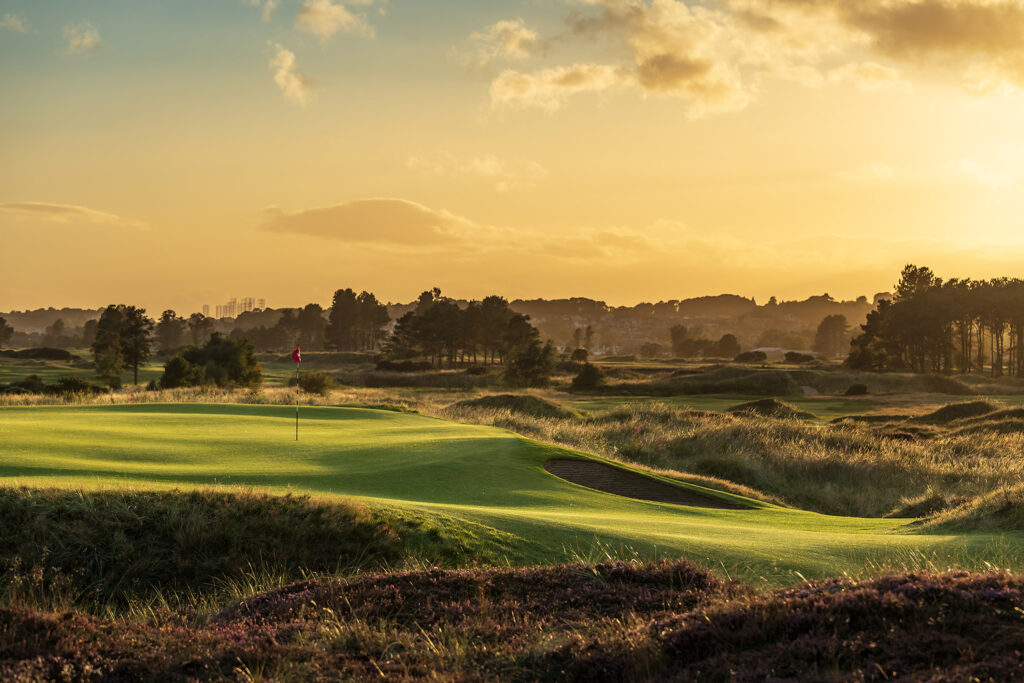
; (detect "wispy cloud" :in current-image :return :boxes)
[261,199,472,245]
[490,63,624,112]
[63,22,104,55]
[0,202,147,229]
[0,14,27,33]
[457,19,539,68]
[296,0,375,39]
[269,43,314,105]
[243,0,279,22]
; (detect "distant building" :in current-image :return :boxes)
[211,296,265,319]
[202,304,210,317]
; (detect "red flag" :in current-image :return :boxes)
[292,346,301,364]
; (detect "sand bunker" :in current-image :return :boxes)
[544,459,743,510]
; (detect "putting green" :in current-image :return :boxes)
[1,403,1020,584]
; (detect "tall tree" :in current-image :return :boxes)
[121,306,155,385]
[813,315,849,358]
[296,303,327,351]
[188,313,214,346]
[326,288,359,351]
[155,310,186,354]
[92,306,126,387]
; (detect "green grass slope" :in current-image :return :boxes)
[1,404,1021,585]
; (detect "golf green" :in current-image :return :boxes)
[1,403,1020,584]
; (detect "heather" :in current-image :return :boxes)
[4,564,1024,681]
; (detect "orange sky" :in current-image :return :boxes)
[3,0,1024,313]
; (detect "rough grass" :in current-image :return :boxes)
[449,401,1024,518]
[591,366,978,398]
[920,484,1024,532]
[3,564,1023,681]
[446,393,580,419]
[0,488,484,609]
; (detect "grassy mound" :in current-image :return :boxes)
[447,393,578,419]
[911,400,998,424]
[0,488,480,606]
[921,484,1024,531]
[726,398,813,420]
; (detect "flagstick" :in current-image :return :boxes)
[295,362,300,441]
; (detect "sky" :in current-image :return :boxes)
[3,0,1024,313]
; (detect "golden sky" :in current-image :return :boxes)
[3,0,1024,313]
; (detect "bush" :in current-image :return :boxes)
[503,340,556,388]
[159,333,262,389]
[572,363,606,390]
[0,348,78,361]
[51,376,100,395]
[12,374,44,394]
[375,359,433,372]
[287,371,336,395]
[464,366,490,376]
[784,351,815,364]
[734,351,768,363]
[845,383,869,396]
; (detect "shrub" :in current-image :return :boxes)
[448,394,578,419]
[572,363,606,390]
[51,376,100,395]
[503,340,556,388]
[783,351,815,363]
[0,347,78,361]
[375,359,433,372]
[734,351,767,363]
[159,333,262,389]
[845,383,869,396]
[287,371,336,395]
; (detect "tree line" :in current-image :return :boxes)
[848,265,1024,376]
[83,285,554,387]
[382,289,554,385]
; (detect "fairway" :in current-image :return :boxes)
[1,403,1020,585]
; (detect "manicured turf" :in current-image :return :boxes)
[1,403,1022,585]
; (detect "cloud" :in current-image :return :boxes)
[296,0,374,39]
[827,61,909,91]
[731,0,1024,93]
[63,22,103,55]
[491,1,751,115]
[0,202,146,229]
[0,14,26,32]
[490,63,624,111]
[406,152,548,191]
[487,0,1024,116]
[459,19,539,67]
[261,199,477,244]
[243,0,279,22]
[269,43,314,105]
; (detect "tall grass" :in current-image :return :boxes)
[444,401,1024,518]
